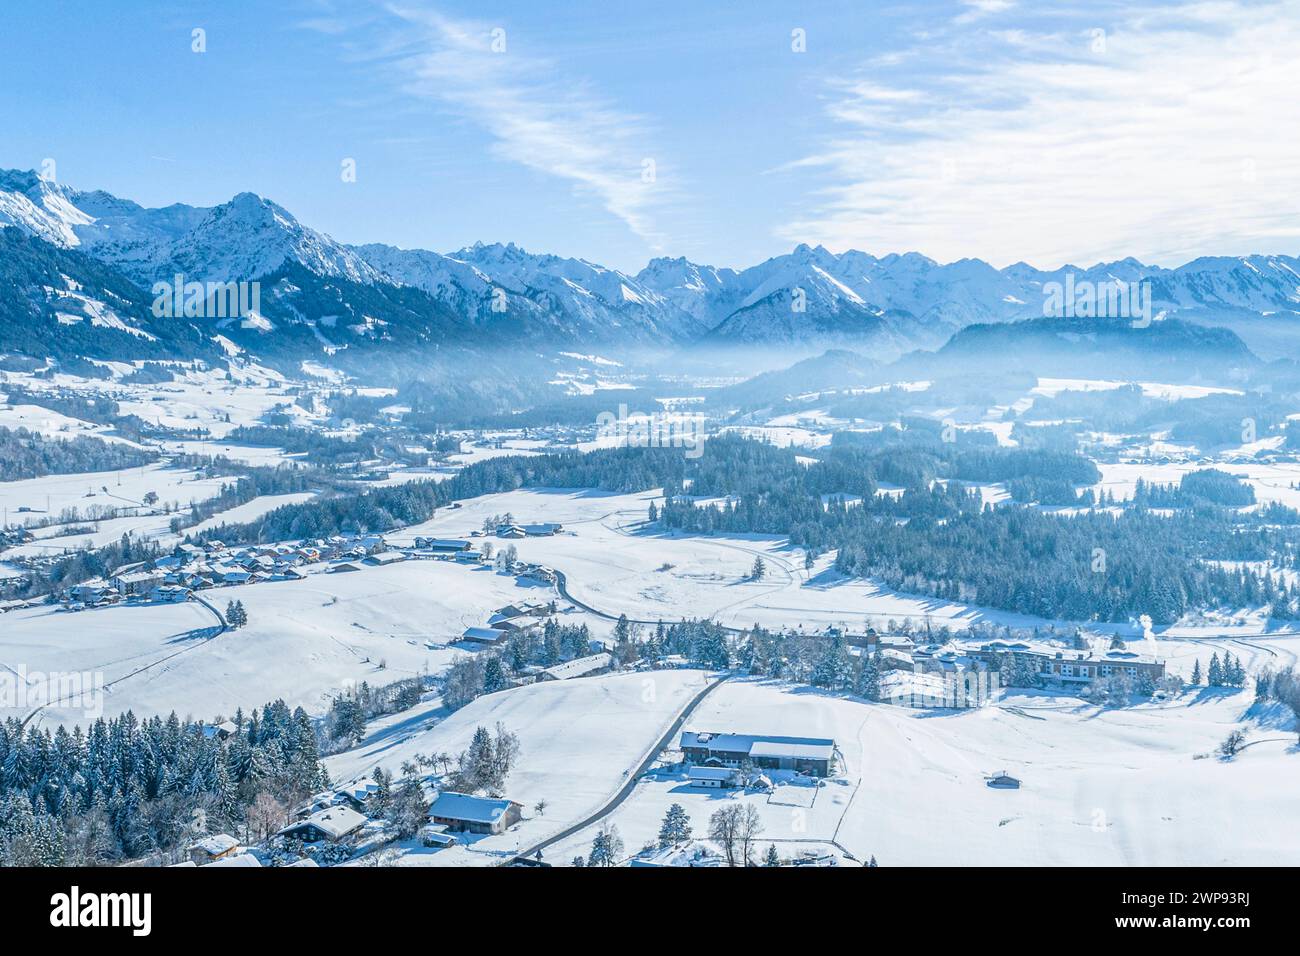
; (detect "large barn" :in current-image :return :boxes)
[679,731,837,777]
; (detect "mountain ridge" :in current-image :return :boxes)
[2,168,1299,361]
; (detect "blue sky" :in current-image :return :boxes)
[2,0,1298,272]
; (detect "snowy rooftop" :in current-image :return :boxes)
[428,791,518,824]
[970,639,1161,664]
[680,731,835,761]
[687,766,736,781]
[283,805,367,839]
[188,833,238,855]
[540,652,611,681]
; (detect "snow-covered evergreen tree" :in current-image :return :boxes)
[657,803,692,847]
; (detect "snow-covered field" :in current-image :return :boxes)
[1092,460,1300,510]
[185,492,317,536]
[156,439,307,468]
[1031,378,1245,401]
[0,462,231,528]
[393,487,1109,634]
[5,366,1300,869]
[546,674,1300,866]
[0,486,316,560]
[0,401,140,446]
[1,560,590,727]
[2,364,313,439]
[326,669,714,867]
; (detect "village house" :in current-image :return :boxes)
[414,537,473,553]
[629,842,727,867]
[278,806,367,843]
[461,626,509,647]
[149,584,191,603]
[686,766,739,789]
[293,790,352,820]
[490,616,544,636]
[66,581,117,606]
[427,792,523,835]
[201,720,238,741]
[497,522,563,537]
[679,731,837,777]
[266,566,307,582]
[537,652,612,682]
[489,601,554,623]
[0,598,37,613]
[178,569,219,590]
[363,551,406,567]
[519,522,563,536]
[177,543,206,562]
[488,606,528,626]
[335,778,382,812]
[521,564,558,584]
[186,833,240,865]
[111,568,164,597]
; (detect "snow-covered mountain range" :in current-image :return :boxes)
[3,167,1299,361]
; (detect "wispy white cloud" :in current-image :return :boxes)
[784,0,1300,267]
[955,0,1017,24]
[373,5,671,249]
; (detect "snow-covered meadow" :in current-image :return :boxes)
[1,559,599,727]
[545,673,1300,867]
[326,669,714,867]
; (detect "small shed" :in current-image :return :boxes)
[687,766,739,789]
[419,823,458,848]
[987,771,1021,789]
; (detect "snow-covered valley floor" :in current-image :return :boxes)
[1,560,605,727]
[326,670,714,867]
[543,677,1300,866]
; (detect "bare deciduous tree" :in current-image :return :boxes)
[708,805,742,866]
[248,791,287,842]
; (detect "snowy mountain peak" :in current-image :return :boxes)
[5,168,1300,357]
[0,169,380,286]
